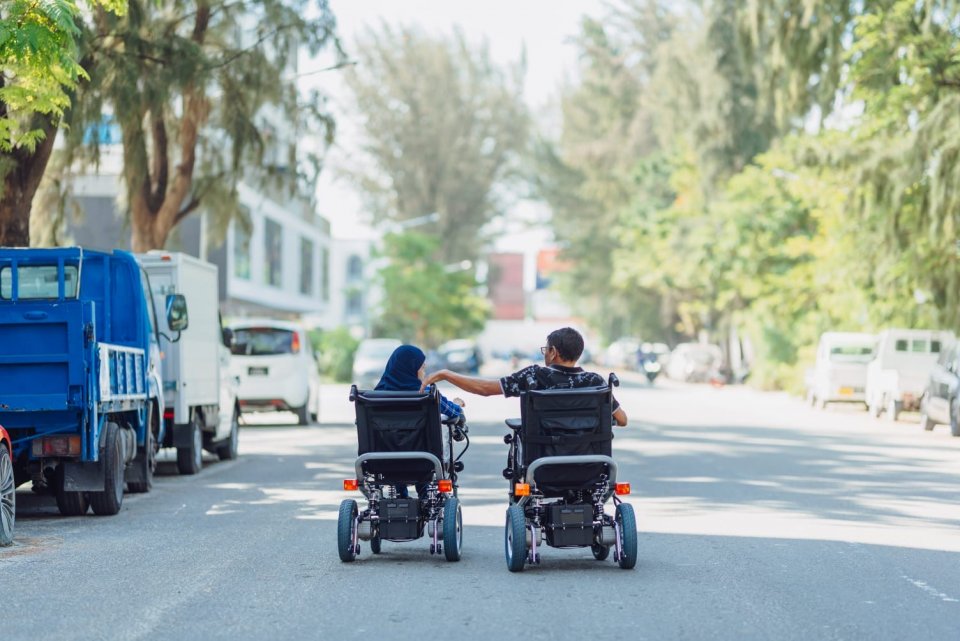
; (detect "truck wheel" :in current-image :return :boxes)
[56,481,88,517]
[887,399,902,422]
[217,406,240,461]
[294,404,310,426]
[0,445,15,546]
[177,413,203,475]
[951,398,960,437]
[919,412,935,432]
[90,422,125,516]
[127,411,156,493]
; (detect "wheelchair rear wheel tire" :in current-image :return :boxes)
[616,503,638,569]
[337,499,358,562]
[443,497,463,562]
[505,505,527,572]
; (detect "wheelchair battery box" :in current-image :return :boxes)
[379,498,420,540]
[544,503,594,547]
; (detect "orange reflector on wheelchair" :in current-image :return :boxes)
[514,483,530,496]
[343,479,359,491]
[615,482,631,495]
[437,479,453,493]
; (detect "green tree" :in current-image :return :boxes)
[343,25,528,262]
[0,0,124,246]
[373,232,488,348]
[56,0,341,252]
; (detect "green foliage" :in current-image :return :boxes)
[344,25,528,262]
[0,0,123,154]
[311,327,360,383]
[542,0,960,391]
[373,232,489,348]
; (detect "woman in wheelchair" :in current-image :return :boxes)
[338,345,469,563]
[376,345,465,498]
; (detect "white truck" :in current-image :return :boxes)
[806,332,876,409]
[139,252,240,474]
[865,329,954,421]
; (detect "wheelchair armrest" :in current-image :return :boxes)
[505,418,522,430]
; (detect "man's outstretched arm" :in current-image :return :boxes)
[422,369,503,397]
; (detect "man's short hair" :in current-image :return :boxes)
[547,327,584,362]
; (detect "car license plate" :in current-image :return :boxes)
[839,387,854,396]
[248,367,269,376]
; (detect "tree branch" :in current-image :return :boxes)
[149,111,168,211]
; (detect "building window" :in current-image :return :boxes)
[264,218,283,288]
[347,289,363,317]
[300,236,314,295]
[320,247,330,302]
[233,217,251,280]
[347,254,363,281]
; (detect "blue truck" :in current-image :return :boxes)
[0,248,187,516]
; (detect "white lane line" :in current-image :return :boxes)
[901,575,959,603]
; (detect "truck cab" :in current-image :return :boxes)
[806,332,875,409]
[865,329,954,421]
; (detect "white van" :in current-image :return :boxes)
[865,329,955,421]
[139,252,240,475]
[228,320,320,425]
[806,332,875,408]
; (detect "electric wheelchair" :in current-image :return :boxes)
[501,374,637,571]
[337,385,469,562]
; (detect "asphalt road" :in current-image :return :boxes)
[3,375,959,640]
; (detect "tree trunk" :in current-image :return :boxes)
[0,179,32,247]
[0,118,59,247]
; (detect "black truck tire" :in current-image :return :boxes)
[127,408,156,494]
[90,422,125,516]
[217,406,240,461]
[294,403,310,426]
[177,412,203,475]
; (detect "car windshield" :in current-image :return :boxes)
[356,340,400,359]
[231,328,296,356]
[829,345,874,362]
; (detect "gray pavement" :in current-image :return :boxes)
[3,377,959,640]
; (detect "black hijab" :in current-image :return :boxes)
[374,345,426,391]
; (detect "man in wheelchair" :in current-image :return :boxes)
[337,384,469,563]
[421,327,636,571]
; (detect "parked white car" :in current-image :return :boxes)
[865,329,954,421]
[228,320,320,425]
[352,338,402,390]
[806,332,876,409]
[665,343,723,382]
[603,337,642,370]
[139,252,240,475]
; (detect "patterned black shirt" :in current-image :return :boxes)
[499,364,621,411]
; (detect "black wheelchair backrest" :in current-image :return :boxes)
[352,386,444,482]
[519,386,614,493]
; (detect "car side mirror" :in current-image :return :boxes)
[222,327,234,347]
[165,294,189,332]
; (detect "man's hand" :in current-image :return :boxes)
[453,397,466,407]
[420,369,448,392]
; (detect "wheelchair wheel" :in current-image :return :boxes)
[337,499,358,562]
[592,543,610,560]
[615,503,638,569]
[504,504,527,572]
[443,497,463,562]
[370,527,382,554]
